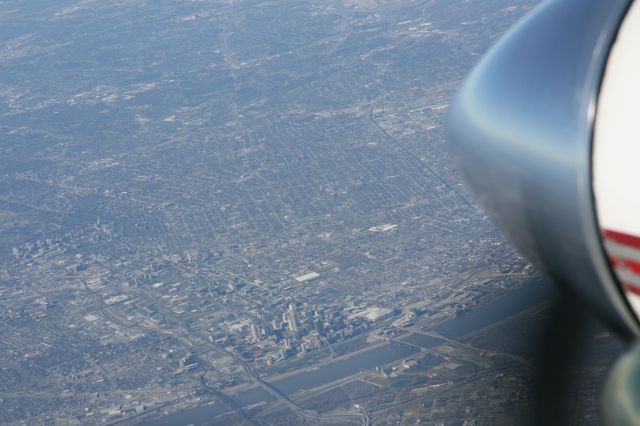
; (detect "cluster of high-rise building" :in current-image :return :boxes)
[238,300,397,365]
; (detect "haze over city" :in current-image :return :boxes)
[0,0,622,424]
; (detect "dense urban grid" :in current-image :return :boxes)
[0,0,621,424]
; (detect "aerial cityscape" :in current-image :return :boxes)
[0,0,623,424]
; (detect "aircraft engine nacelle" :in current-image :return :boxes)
[448,0,640,337]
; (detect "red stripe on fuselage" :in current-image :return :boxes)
[622,258,640,276]
[604,229,640,250]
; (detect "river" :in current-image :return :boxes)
[141,278,557,425]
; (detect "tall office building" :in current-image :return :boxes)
[287,310,298,335]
